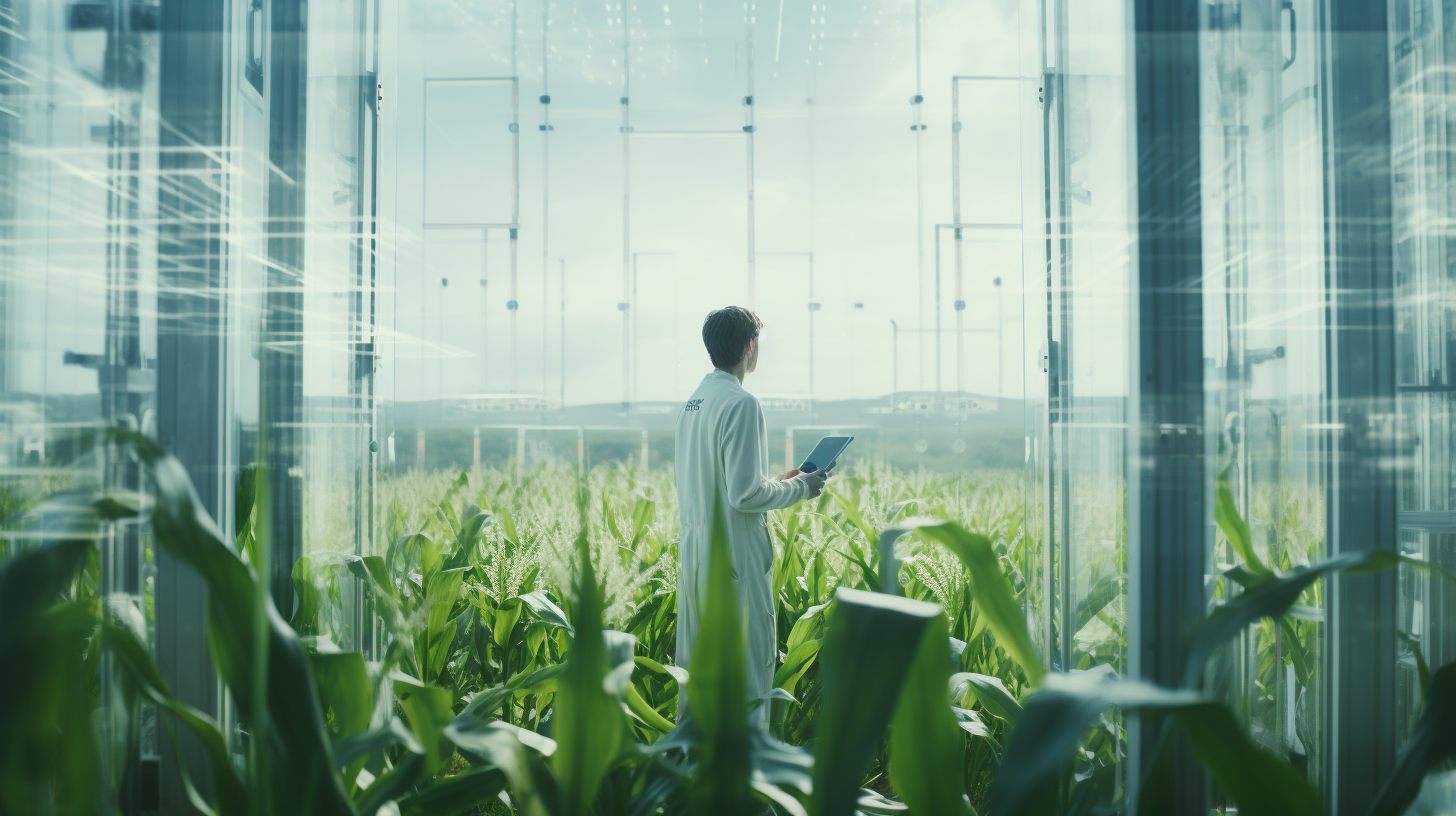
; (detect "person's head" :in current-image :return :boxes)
[702,306,762,374]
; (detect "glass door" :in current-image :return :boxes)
[1199,0,1330,787]
[1389,0,1456,779]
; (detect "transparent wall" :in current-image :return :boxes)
[1034,0,1455,812]
[0,0,379,807]
[1200,0,1330,782]
[4,0,1455,814]
[374,0,1030,480]
[1390,0,1456,758]
[1041,0,1133,678]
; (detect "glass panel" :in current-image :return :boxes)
[1,0,167,793]
[8,0,1456,812]
[1390,4,1456,805]
[1035,0,1135,807]
[0,0,382,803]
[1200,0,1329,790]
[298,0,376,651]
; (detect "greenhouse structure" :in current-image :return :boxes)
[3,0,1455,814]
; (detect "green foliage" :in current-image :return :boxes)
[684,502,755,815]
[907,518,1045,686]
[811,589,942,816]
[0,539,104,816]
[1215,463,1270,577]
[1368,662,1456,816]
[7,447,1456,816]
[890,613,971,816]
[551,524,628,815]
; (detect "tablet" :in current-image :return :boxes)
[799,436,853,474]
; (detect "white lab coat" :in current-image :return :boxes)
[674,369,809,722]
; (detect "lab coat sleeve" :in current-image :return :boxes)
[721,395,808,513]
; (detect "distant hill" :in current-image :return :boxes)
[393,392,1026,433]
[387,392,1030,473]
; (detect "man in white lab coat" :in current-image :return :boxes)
[674,306,827,723]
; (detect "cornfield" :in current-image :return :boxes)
[1,431,1451,816]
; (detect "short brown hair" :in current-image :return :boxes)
[702,306,761,368]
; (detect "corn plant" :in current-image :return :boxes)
[7,438,1456,816]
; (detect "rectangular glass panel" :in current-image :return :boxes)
[1200,0,1329,789]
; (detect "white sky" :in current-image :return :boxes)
[386,0,1036,406]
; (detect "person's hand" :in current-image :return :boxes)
[776,468,801,481]
[796,470,827,499]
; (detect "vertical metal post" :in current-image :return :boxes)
[808,253,815,403]
[421,78,429,415]
[473,427,481,468]
[540,0,550,402]
[1324,3,1398,811]
[954,225,964,394]
[416,429,426,467]
[949,75,1019,398]
[619,19,631,413]
[560,258,566,409]
[632,253,638,402]
[952,77,964,395]
[786,428,794,471]
[640,429,649,470]
[154,1,227,805]
[1127,1,1207,813]
[480,233,489,391]
[265,0,308,620]
[933,226,942,393]
[913,0,924,391]
[577,427,585,476]
[995,277,1003,396]
[516,426,526,473]
[890,320,898,403]
[437,277,447,402]
[745,19,757,308]
[507,8,520,396]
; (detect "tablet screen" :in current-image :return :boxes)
[799,436,853,474]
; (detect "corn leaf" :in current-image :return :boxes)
[309,652,374,788]
[890,613,970,816]
[1184,548,1455,689]
[1366,661,1456,816]
[446,717,559,816]
[333,718,424,768]
[519,590,574,634]
[827,487,879,545]
[686,499,757,815]
[394,673,457,777]
[397,766,508,816]
[906,518,1045,686]
[811,588,942,816]
[1073,573,1121,636]
[415,567,468,683]
[551,525,627,815]
[990,671,1319,816]
[1214,464,1270,575]
[627,684,676,733]
[951,672,1022,725]
[631,489,657,547]
[494,598,524,648]
[102,620,248,813]
[115,429,355,816]
[1174,703,1322,816]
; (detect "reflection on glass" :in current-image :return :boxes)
[2,0,1454,813]
[1201,0,1328,789]
[1390,0,1456,766]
